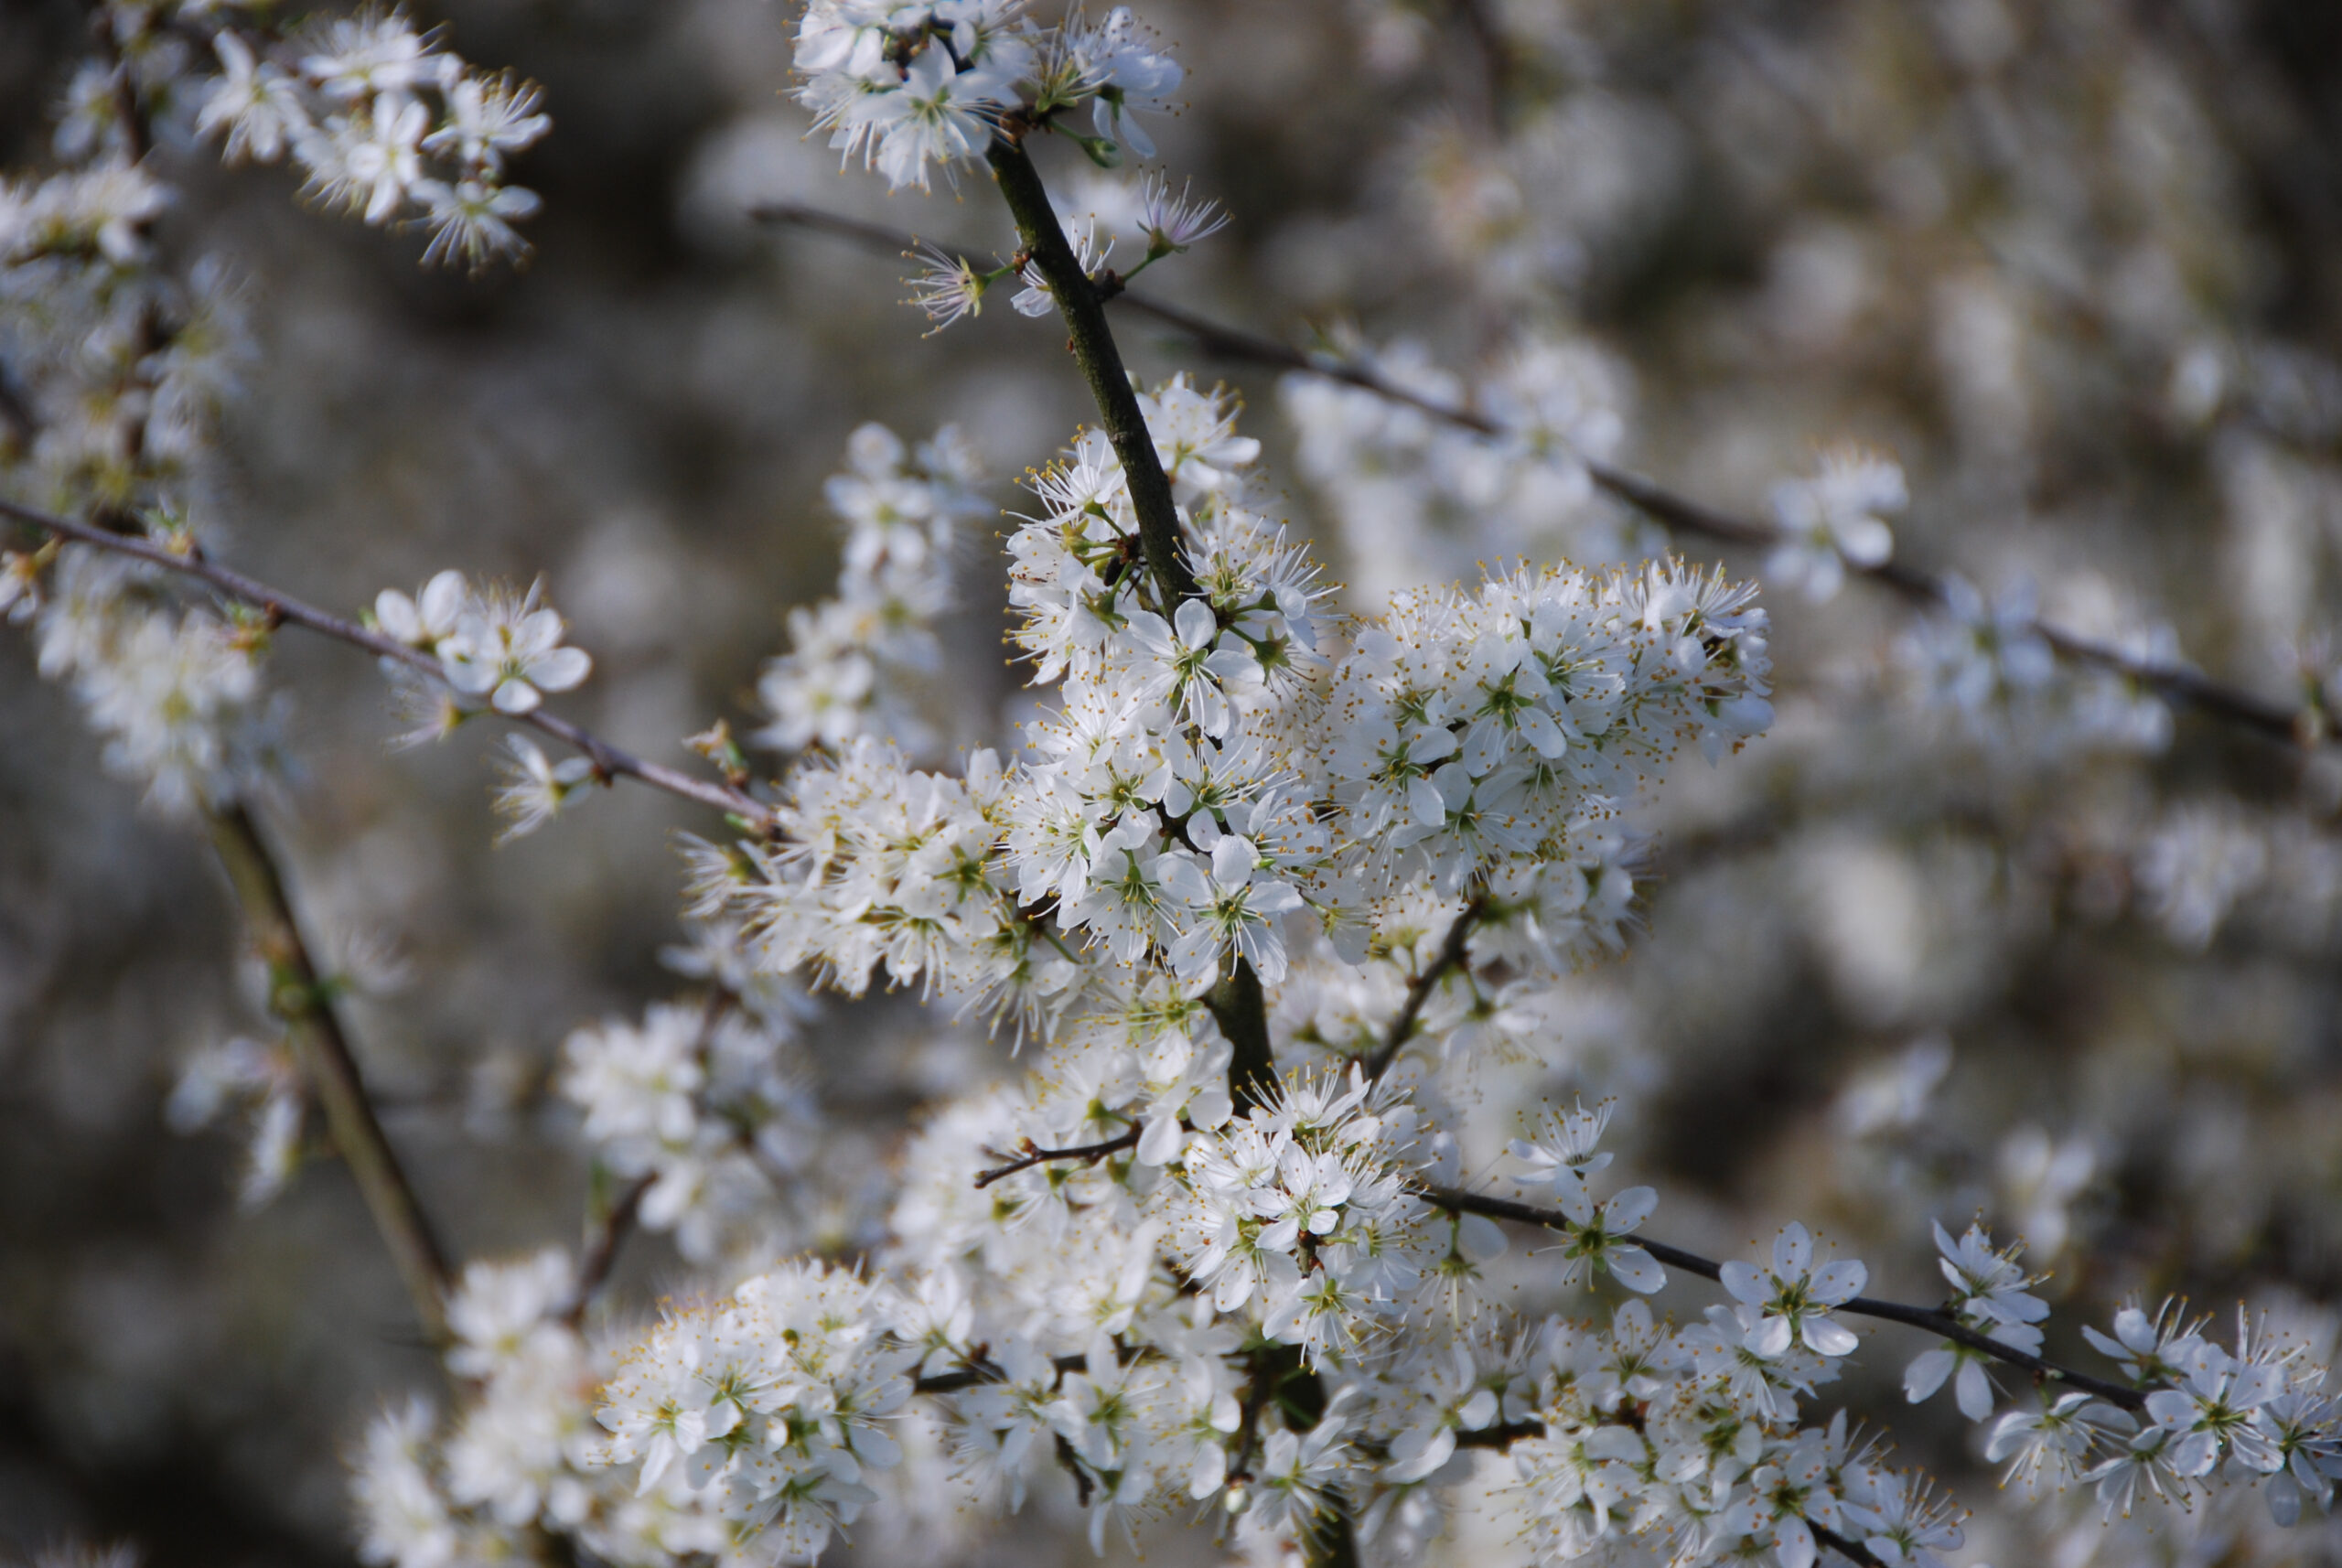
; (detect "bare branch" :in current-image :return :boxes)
[972,1123,1141,1188]
[207,802,454,1345]
[1,496,777,826]
[568,1173,652,1326]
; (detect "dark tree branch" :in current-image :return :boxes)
[1209,956,1279,1114]
[1811,1520,1891,1568]
[972,1124,1142,1188]
[914,1349,1089,1397]
[983,137,1196,604]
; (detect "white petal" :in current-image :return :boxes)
[1605,1247,1665,1294]
[492,679,542,714]
[1803,1315,1859,1358]
[529,644,592,693]
[1904,1348,1954,1402]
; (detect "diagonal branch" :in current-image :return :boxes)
[207,802,454,1345]
[567,1172,652,1326]
[913,1349,1089,1397]
[1362,899,1482,1081]
[2,497,776,826]
[752,199,2317,750]
[1811,1520,1891,1568]
[972,1123,1141,1188]
[983,137,1196,604]
[1417,1182,2147,1411]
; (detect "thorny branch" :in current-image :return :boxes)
[0,497,777,827]
[752,199,2318,750]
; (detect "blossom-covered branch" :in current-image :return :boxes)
[1362,900,1481,1081]
[754,199,2315,751]
[1417,1182,2148,1412]
[0,498,772,826]
[985,137,1196,605]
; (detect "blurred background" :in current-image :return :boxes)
[5,0,2342,1564]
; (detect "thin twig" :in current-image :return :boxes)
[1418,1183,2147,1412]
[207,802,455,1345]
[972,1123,1142,1188]
[914,1349,1088,1396]
[752,200,2318,750]
[568,1173,653,1325]
[1362,900,1482,1081]
[570,991,736,1320]
[1811,1520,1890,1568]
[0,496,776,825]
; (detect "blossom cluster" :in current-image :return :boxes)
[351,1251,743,1568]
[1988,1302,2342,1530]
[561,923,824,1267]
[1764,449,1904,604]
[16,5,2342,1568]
[794,1,1184,190]
[25,551,271,819]
[594,1260,918,1562]
[751,424,986,757]
[373,572,592,718]
[687,377,1771,1069]
[1280,333,1646,605]
[194,8,551,266]
[3,2,550,837]
[589,1067,1971,1568]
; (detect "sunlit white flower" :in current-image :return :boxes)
[440,583,592,714]
[1720,1223,1867,1359]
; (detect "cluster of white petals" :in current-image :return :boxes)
[561,925,823,1266]
[793,0,1181,190]
[16,5,2342,1568]
[28,553,270,818]
[682,376,1770,1058]
[751,424,986,757]
[1280,334,1643,605]
[596,1261,917,1561]
[375,572,593,717]
[351,1252,744,1568]
[195,9,550,265]
[1764,449,1904,604]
